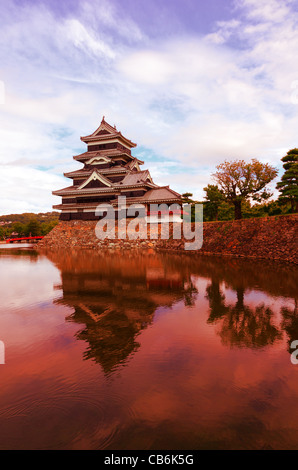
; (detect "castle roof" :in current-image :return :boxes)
[120,170,153,186]
[80,117,137,148]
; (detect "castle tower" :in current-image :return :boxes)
[53,117,182,221]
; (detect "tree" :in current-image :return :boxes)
[41,220,58,236]
[181,192,195,204]
[276,148,298,213]
[212,159,278,219]
[12,222,26,236]
[0,227,6,240]
[181,192,198,222]
[203,184,225,221]
[25,219,41,237]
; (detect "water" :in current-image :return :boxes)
[0,247,297,450]
[0,243,34,249]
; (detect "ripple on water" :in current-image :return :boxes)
[0,374,135,449]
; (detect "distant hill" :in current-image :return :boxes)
[0,212,60,239]
[0,212,59,225]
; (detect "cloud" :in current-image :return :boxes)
[62,19,115,59]
[80,0,145,43]
[118,51,176,85]
[0,166,65,214]
[0,0,298,213]
[236,0,293,23]
[205,19,241,44]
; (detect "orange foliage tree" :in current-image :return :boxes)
[212,159,278,219]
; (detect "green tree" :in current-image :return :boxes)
[181,192,198,222]
[0,226,12,239]
[25,219,42,237]
[41,220,58,236]
[212,159,278,220]
[12,222,26,236]
[276,148,298,213]
[181,192,195,204]
[203,184,225,221]
[0,227,6,240]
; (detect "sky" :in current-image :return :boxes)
[0,0,298,214]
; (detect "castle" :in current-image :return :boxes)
[53,117,182,221]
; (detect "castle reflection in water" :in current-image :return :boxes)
[45,249,298,375]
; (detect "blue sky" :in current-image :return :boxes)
[0,0,298,214]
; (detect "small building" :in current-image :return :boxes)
[53,117,182,221]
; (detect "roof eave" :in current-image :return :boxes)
[80,134,137,148]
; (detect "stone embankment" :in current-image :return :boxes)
[37,214,298,264]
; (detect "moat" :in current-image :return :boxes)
[0,247,297,449]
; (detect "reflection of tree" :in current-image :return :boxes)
[206,283,281,348]
[205,280,228,322]
[281,299,298,353]
[220,301,281,349]
[0,248,38,260]
[183,281,198,307]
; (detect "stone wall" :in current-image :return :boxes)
[37,214,298,264]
